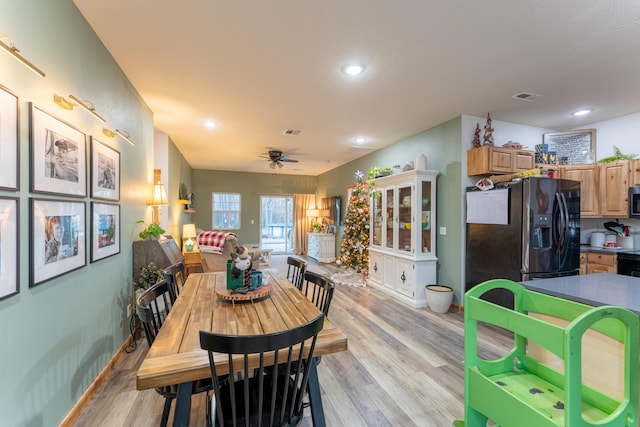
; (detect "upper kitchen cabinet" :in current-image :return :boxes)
[558,164,599,218]
[630,158,640,186]
[368,169,439,308]
[599,160,629,218]
[467,145,535,176]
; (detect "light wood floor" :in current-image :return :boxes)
[72,255,512,426]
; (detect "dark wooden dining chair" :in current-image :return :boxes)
[137,281,212,427]
[286,256,307,290]
[300,271,335,317]
[164,261,186,301]
[199,314,325,427]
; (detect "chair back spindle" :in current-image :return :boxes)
[286,257,307,290]
[301,271,335,317]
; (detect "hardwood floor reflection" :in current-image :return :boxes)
[71,255,512,426]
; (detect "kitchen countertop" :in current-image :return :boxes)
[579,244,640,255]
[521,273,640,314]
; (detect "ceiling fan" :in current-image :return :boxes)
[260,150,299,169]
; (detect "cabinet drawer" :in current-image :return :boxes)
[586,252,616,267]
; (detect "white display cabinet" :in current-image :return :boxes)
[368,169,438,307]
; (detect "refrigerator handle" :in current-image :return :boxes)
[554,192,569,252]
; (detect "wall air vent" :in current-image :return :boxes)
[512,92,543,102]
[283,129,302,136]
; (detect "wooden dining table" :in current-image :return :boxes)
[136,271,348,427]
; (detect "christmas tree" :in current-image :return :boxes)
[483,113,494,146]
[471,123,481,148]
[336,171,370,272]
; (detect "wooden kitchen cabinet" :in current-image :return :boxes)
[579,251,587,275]
[599,161,629,218]
[558,164,599,218]
[630,158,640,186]
[585,252,617,274]
[467,145,535,176]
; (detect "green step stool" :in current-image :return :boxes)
[454,279,638,427]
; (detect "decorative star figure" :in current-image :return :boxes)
[355,170,364,181]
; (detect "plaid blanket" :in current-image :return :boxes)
[197,231,235,254]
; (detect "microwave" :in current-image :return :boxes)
[630,187,640,218]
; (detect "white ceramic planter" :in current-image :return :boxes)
[425,285,453,313]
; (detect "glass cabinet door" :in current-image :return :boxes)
[385,187,394,250]
[371,190,383,246]
[420,179,432,253]
[397,184,413,253]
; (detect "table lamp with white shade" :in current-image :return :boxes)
[183,223,197,252]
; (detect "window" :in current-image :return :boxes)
[212,193,241,230]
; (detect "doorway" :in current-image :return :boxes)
[260,196,294,253]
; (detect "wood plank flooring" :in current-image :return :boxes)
[72,255,512,426]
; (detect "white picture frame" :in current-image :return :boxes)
[0,197,19,300]
[30,198,86,287]
[0,85,19,191]
[91,137,120,201]
[91,202,120,262]
[30,104,87,197]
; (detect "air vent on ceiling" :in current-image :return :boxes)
[512,92,543,102]
[283,129,302,136]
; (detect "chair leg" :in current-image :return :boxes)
[160,396,173,427]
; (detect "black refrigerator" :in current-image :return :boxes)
[465,177,580,307]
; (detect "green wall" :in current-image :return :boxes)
[191,170,317,243]
[0,1,154,425]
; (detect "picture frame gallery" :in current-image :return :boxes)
[1,82,125,293]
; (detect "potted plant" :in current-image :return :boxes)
[368,166,392,180]
[135,261,166,290]
[136,220,165,240]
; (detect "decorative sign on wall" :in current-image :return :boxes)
[542,129,596,165]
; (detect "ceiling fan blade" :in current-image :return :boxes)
[281,158,298,163]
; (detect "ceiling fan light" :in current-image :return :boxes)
[270,162,275,169]
[278,162,283,169]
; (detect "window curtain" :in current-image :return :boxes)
[292,193,315,255]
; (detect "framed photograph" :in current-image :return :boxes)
[91,137,120,200]
[30,104,87,197]
[0,197,19,300]
[30,198,86,287]
[91,202,120,262]
[542,129,596,165]
[0,84,19,190]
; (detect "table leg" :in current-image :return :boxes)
[173,381,193,427]
[307,359,326,427]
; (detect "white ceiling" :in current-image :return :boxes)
[73,0,640,176]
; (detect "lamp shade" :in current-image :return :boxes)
[183,223,197,239]
[149,183,169,206]
[306,209,321,218]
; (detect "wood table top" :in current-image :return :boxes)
[136,272,348,390]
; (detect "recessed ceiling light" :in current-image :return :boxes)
[572,109,592,116]
[342,63,365,76]
[354,136,367,143]
[203,120,217,128]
